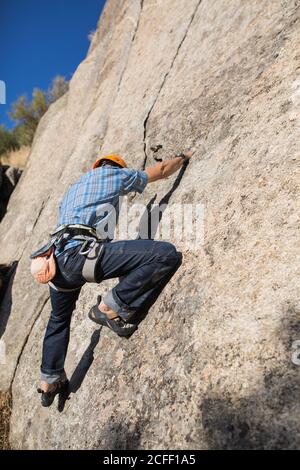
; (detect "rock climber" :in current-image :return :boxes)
[35,151,192,406]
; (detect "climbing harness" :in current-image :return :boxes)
[30,224,106,288]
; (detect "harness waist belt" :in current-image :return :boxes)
[51,223,98,239]
[30,224,99,259]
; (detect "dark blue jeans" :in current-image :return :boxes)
[41,240,182,383]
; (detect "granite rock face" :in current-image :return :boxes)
[0,0,299,449]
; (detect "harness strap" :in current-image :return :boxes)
[48,281,81,292]
[30,225,99,259]
[51,224,98,238]
[82,242,104,283]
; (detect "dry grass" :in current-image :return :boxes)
[0,146,30,169]
[0,391,12,450]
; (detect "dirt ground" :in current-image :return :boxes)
[0,391,12,450]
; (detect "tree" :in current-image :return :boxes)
[9,91,47,145]
[48,75,69,103]
[7,76,69,147]
[0,125,19,156]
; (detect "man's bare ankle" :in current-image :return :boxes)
[99,301,118,320]
[99,301,110,312]
[41,381,56,393]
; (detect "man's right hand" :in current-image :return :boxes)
[145,150,193,183]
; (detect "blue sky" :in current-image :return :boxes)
[0,0,106,128]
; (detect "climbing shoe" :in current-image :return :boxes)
[37,380,69,408]
[88,296,137,338]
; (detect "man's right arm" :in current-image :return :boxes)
[145,151,193,183]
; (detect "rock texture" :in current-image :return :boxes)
[0,0,299,449]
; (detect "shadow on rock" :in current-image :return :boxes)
[58,328,102,412]
[0,261,18,337]
[201,308,300,449]
[95,420,143,450]
[201,365,300,449]
[0,165,22,222]
[137,160,189,240]
[69,328,102,393]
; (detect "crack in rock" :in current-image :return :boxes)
[142,0,202,168]
[114,0,145,98]
[3,296,49,449]
[11,297,50,386]
[17,193,51,264]
[81,0,145,156]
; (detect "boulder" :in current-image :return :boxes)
[0,0,299,449]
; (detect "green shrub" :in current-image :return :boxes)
[0,76,69,154]
[0,125,19,156]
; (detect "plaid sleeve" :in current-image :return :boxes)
[121,169,148,194]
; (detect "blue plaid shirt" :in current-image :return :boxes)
[55,167,148,256]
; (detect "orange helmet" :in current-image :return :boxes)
[92,154,127,169]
